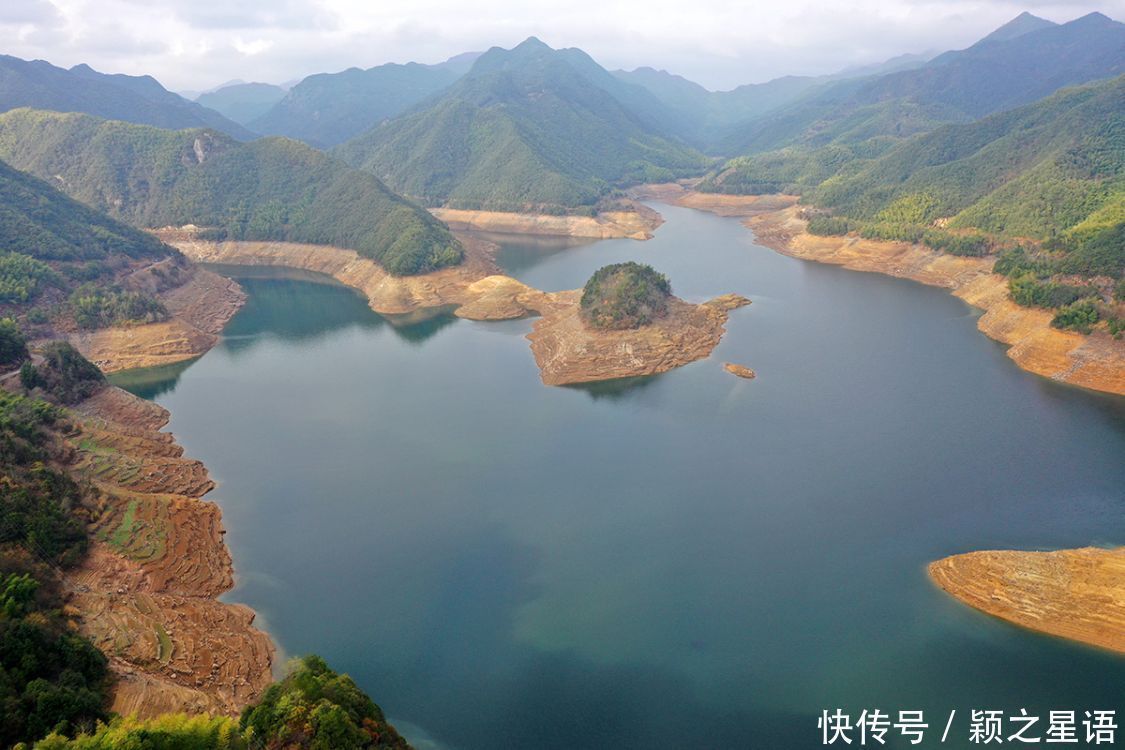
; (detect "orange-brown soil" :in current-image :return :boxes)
[929,548,1125,654]
[170,232,751,386]
[64,386,274,718]
[431,202,664,240]
[723,363,756,379]
[167,232,552,321]
[642,185,1125,397]
[528,293,750,385]
[69,266,246,374]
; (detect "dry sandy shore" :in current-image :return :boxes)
[636,184,1125,397]
[431,202,664,240]
[70,266,246,374]
[633,184,1125,655]
[929,548,1125,654]
[65,386,274,717]
[169,232,746,386]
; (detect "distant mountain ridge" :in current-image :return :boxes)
[249,55,478,147]
[710,11,1125,157]
[0,55,255,140]
[196,82,288,127]
[0,109,462,275]
[336,37,707,212]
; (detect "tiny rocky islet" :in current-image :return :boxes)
[46,187,1123,701]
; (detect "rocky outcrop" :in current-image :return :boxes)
[528,293,750,386]
[65,386,274,718]
[431,202,664,240]
[929,548,1125,654]
[724,363,756,379]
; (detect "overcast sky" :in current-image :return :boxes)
[3,0,1122,92]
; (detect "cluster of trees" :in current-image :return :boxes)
[25,656,410,750]
[19,342,107,404]
[580,262,673,330]
[66,285,167,331]
[0,376,110,748]
[0,111,463,276]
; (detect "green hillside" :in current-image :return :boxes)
[0,156,177,329]
[727,76,1125,331]
[0,56,253,140]
[336,38,708,213]
[250,61,464,147]
[711,12,1124,158]
[0,110,462,275]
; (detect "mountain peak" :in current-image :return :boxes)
[977,11,1057,44]
[1070,11,1116,27]
[515,36,551,51]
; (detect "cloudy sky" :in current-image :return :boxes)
[3,0,1122,92]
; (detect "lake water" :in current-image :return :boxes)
[113,204,1125,749]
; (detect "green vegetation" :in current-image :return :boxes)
[1051,300,1101,333]
[0,317,29,366]
[0,327,407,748]
[33,714,246,750]
[0,155,182,329]
[67,284,167,330]
[336,38,707,213]
[0,378,110,747]
[0,54,252,140]
[580,262,672,330]
[707,76,1124,324]
[0,110,462,275]
[251,63,462,147]
[20,342,106,405]
[709,12,1124,158]
[32,656,411,750]
[240,655,410,750]
[0,568,109,747]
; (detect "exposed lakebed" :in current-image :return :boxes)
[114,204,1125,749]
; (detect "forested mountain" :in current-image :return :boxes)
[196,82,288,127]
[0,156,176,328]
[335,37,708,212]
[249,57,473,147]
[613,53,934,150]
[713,12,1125,157]
[0,56,254,140]
[809,75,1123,247]
[0,110,461,275]
[718,75,1123,305]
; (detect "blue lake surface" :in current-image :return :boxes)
[113,203,1125,749]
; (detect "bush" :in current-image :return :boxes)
[240,655,409,750]
[22,342,104,405]
[0,318,29,368]
[1051,300,1100,333]
[67,284,167,330]
[806,215,855,236]
[1008,274,1097,309]
[580,262,672,330]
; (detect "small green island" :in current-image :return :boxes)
[579,262,673,330]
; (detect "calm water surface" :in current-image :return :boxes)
[114,204,1125,749]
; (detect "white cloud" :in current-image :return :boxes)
[2,0,1122,92]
